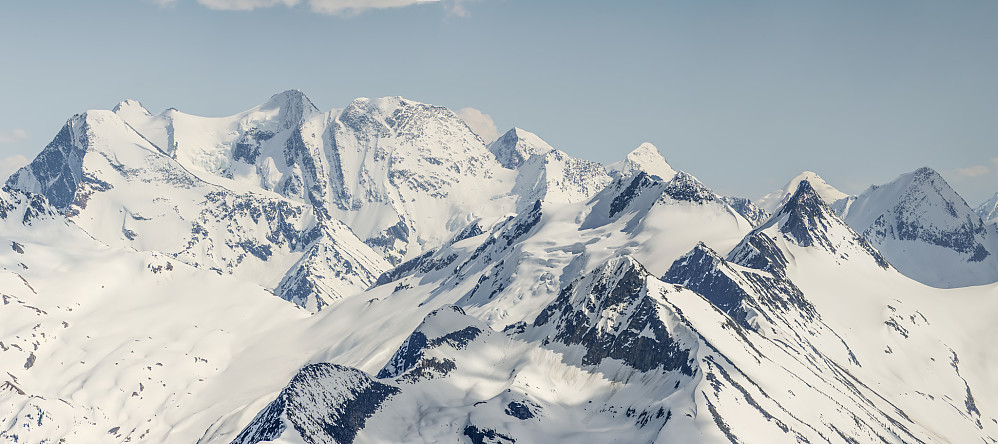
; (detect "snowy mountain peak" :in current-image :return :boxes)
[487,127,556,169]
[688,240,722,260]
[608,142,677,181]
[778,179,823,212]
[841,166,998,287]
[233,363,399,444]
[344,95,425,118]
[766,179,835,242]
[662,170,718,204]
[844,166,979,239]
[665,242,727,277]
[977,192,998,225]
[510,147,611,206]
[531,254,698,375]
[260,89,320,129]
[756,170,848,213]
[111,99,151,117]
[376,305,487,380]
[666,236,818,332]
[6,109,159,211]
[758,180,891,268]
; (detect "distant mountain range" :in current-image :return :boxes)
[2,90,996,443]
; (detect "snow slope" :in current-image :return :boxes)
[0,186,320,442]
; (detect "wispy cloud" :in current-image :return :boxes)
[0,128,28,144]
[956,164,990,178]
[456,107,498,144]
[309,0,441,16]
[197,0,298,11]
[944,158,998,205]
[161,0,461,15]
[0,154,28,180]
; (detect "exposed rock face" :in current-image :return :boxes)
[532,256,697,375]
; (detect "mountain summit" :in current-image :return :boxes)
[755,170,848,213]
[487,127,555,169]
[751,179,891,269]
[607,142,677,181]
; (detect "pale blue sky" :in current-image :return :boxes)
[1,0,996,203]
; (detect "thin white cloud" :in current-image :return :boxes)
[0,154,28,180]
[443,0,469,17]
[309,0,438,15]
[955,165,990,178]
[197,0,299,11]
[456,107,498,144]
[945,161,998,205]
[169,0,454,15]
[0,128,28,144]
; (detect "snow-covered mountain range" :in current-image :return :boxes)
[2,90,997,443]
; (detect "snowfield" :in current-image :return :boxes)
[2,91,997,444]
